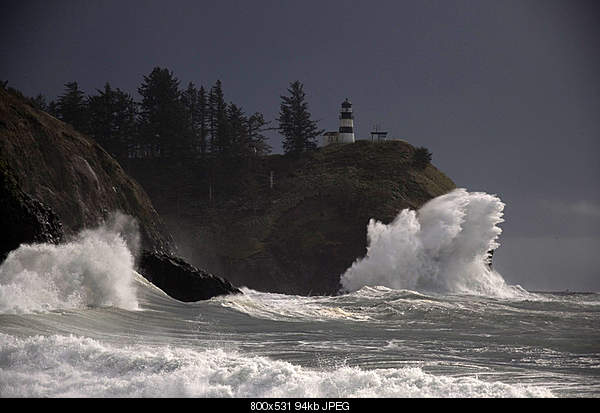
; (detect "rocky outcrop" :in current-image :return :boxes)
[138,251,241,301]
[0,160,64,261]
[0,87,173,254]
[0,88,240,302]
[124,140,457,295]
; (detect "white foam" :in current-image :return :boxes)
[0,333,554,398]
[217,288,372,322]
[340,189,527,298]
[0,213,139,313]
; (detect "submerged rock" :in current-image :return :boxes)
[138,251,241,301]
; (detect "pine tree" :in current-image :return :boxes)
[47,100,59,118]
[30,94,48,111]
[181,82,202,157]
[227,103,247,158]
[138,67,185,158]
[87,82,137,161]
[247,112,271,156]
[277,81,323,156]
[197,86,208,156]
[208,80,228,156]
[57,82,89,133]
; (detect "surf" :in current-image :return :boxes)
[340,188,528,298]
[0,213,140,314]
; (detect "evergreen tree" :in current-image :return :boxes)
[181,82,210,157]
[277,81,323,156]
[197,86,208,156]
[227,103,250,159]
[47,100,59,118]
[137,67,185,158]
[56,82,89,133]
[208,80,228,156]
[181,82,201,157]
[30,94,48,112]
[247,112,271,156]
[87,82,137,161]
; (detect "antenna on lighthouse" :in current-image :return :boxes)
[339,98,355,143]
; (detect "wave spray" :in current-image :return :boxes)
[340,189,520,297]
[0,212,139,313]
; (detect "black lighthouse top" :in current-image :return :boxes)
[341,98,352,108]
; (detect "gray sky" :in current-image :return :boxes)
[2,0,599,291]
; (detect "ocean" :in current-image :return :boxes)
[1,189,598,398]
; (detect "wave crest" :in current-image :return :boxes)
[340,189,524,297]
[0,213,139,313]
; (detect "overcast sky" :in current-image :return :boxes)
[2,0,599,291]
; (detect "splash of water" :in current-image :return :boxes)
[340,189,522,297]
[0,212,139,313]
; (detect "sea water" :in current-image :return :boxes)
[0,189,598,398]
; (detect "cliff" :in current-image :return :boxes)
[123,140,456,295]
[0,88,240,300]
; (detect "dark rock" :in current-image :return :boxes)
[0,87,241,301]
[0,162,64,261]
[0,87,173,255]
[137,250,241,302]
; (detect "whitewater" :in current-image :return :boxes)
[1,189,598,398]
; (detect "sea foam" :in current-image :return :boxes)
[0,213,139,313]
[0,333,554,398]
[341,189,524,297]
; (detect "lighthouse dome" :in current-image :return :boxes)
[341,99,352,108]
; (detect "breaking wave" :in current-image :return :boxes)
[340,189,527,298]
[0,333,553,398]
[0,213,139,313]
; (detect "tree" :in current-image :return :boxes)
[247,112,271,156]
[227,103,249,159]
[87,82,137,161]
[137,67,186,158]
[30,94,48,111]
[56,82,89,133]
[208,80,228,156]
[412,146,432,169]
[181,82,205,157]
[181,83,209,157]
[277,81,323,156]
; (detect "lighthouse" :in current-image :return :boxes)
[338,98,355,143]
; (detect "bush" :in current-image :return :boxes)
[412,146,432,169]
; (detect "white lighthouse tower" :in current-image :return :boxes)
[338,98,355,143]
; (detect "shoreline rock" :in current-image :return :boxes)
[137,250,241,301]
[0,87,241,302]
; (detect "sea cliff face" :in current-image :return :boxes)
[124,140,457,295]
[0,88,239,300]
[0,88,172,255]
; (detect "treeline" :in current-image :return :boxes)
[14,68,274,164]
[2,70,327,200]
